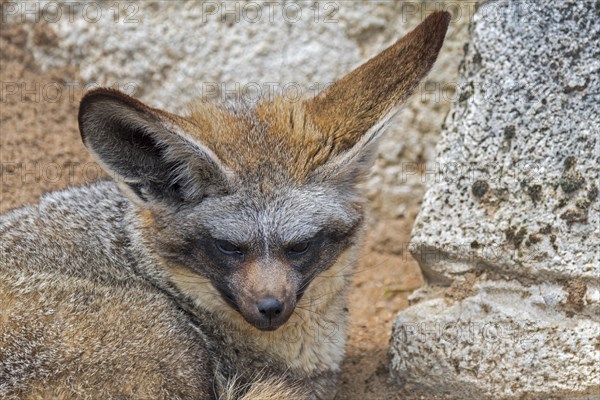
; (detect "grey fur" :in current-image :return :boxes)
[1,180,339,399]
[0,12,450,399]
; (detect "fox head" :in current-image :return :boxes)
[78,12,450,331]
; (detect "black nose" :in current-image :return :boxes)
[257,297,283,319]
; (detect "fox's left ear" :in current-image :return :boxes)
[305,11,451,184]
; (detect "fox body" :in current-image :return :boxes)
[0,13,450,400]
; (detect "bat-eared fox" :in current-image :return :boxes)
[0,12,450,400]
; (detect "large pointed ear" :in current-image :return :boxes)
[78,88,233,207]
[305,11,451,184]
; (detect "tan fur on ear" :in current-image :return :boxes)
[304,11,451,152]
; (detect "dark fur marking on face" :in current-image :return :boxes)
[148,201,363,329]
[295,216,363,301]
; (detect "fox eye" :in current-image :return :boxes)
[287,240,311,256]
[215,240,244,256]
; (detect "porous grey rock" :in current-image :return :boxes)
[5,0,470,222]
[390,0,600,398]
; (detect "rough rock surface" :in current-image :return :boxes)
[390,0,600,398]
[3,0,469,221]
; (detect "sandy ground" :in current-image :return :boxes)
[1,21,457,400]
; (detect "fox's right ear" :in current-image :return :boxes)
[78,88,233,207]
